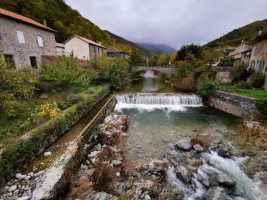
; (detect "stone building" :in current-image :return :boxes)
[64,35,107,60]
[0,8,57,69]
[106,47,130,59]
[228,44,252,66]
[249,28,267,90]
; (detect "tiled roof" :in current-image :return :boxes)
[0,8,56,32]
[65,35,107,49]
[56,43,65,48]
[107,47,123,53]
[253,27,267,42]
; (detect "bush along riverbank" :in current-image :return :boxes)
[0,85,110,187]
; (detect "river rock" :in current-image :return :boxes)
[144,194,151,200]
[149,160,168,172]
[159,183,184,200]
[193,144,204,152]
[8,185,17,192]
[44,151,52,157]
[17,197,31,200]
[175,140,192,151]
[175,165,192,183]
[217,175,236,187]
[203,187,225,200]
[114,181,132,194]
[86,192,113,200]
[218,149,230,158]
[115,172,120,178]
[112,160,122,166]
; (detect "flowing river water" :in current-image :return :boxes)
[111,71,267,200]
[1,70,267,200]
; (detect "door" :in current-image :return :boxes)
[30,56,37,69]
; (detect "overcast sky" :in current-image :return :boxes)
[65,0,267,50]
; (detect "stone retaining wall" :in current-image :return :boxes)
[209,90,260,119]
[0,86,110,187]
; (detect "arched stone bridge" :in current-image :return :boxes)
[133,66,177,75]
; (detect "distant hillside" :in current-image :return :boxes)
[205,19,267,48]
[0,0,149,56]
[138,43,176,55]
[105,31,154,57]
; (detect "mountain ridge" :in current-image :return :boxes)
[138,43,176,55]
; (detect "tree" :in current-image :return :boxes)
[175,44,203,61]
[170,51,178,63]
[129,48,144,66]
[157,54,168,66]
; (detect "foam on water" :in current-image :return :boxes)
[115,93,202,112]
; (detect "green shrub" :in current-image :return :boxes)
[64,93,84,106]
[40,55,98,90]
[235,82,252,89]
[2,100,21,118]
[0,63,38,112]
[218,57,234,67]
[108,57,130,88]
[197,77,216,98]
[251,71,265,88]
[230,63,250,81]
[256,98,267,116]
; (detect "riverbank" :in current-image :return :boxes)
[0,85,111,188]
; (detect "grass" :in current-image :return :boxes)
[0,83,108,150]
[232,89,267,99]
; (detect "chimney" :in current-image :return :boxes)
[43,19,47,27]
[258,30,262,36]
[99,42,101,46]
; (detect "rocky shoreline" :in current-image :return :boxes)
[1,113,267,200]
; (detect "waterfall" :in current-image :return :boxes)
[116,93,202,105]
[115,93,202,112]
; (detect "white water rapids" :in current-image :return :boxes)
[115,93,202,112]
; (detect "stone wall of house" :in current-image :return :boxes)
[0,16,57,69]
[209,90,260,119]
[215,67,233,83]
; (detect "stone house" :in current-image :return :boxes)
[228,44,252,66]
[56,43,65,56]
[0,8,57,69]
[249,28,267,90]
[107,47,130,59]
[64,35,107,60]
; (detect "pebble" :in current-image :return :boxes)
[115,172,120,178]
[44,151,52,157]
[144,194,151,200]
[8,185,17,192]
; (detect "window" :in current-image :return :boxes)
[16,31,25,43]
[37,36,44,47]
[4,54,15,68]
[264,46,267,54]
[30,56,37,69]
[254,48,258,56]
[259,60,265,69]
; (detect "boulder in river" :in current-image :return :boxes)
[159,183,184,200]
[203,187,225,200]
[175,140,192,151]
[193,144,204,152]
[175,165,192,183]
[217,174,236,187]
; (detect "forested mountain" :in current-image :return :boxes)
[105,31,154,57]
[138,43,176,55]
[205,19,267,48]
[0,0,152,56]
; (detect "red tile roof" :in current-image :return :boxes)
[0,8,56,32]
[107,47,123,53]
[64,35,107,49]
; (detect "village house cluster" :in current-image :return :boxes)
[0,8,129,69]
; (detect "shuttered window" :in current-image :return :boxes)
[16,31,25,43]
[264,46,267,54]
[254,48,258,56]
[259,60,265,69]
[37,36,44,47]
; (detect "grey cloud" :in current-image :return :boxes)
[65,0,267,49]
